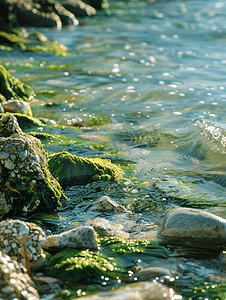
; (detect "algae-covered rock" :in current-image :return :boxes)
[0,112,43,129]
[45,247,126,283]
[0,251,39,300]
[0,114,65,217]
[90,195,128,213]
[47,151,124,187]
[0,64,35,102]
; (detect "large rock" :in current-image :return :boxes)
[2,99,32,116]
[158,207,226,248]
[0,114,65,217]
[0,251,39,299]
[44,226,98,250]
[0,219,46,270]
[75,281,175,300]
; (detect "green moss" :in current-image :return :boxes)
[45,248,126,283]
[0,113,43,129]
[27,131,55,141]
[99,237,170,258]
[47,151,124,187]
[0,65,35,102]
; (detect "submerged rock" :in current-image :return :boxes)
[47,151,124,187]
[0,64,35,102]
[0,114,65,217]
[0,251,39,299]
[90,196,128,213]
[0,219,46,270]
[2,99,32,116]
[75,281,175,300]
[85,217,130,238]
[44,226,98,250]
[130,267,179,282]
[158,207,226,248]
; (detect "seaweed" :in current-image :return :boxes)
[0,65,35,102]
[184,281,226,300]
[45,248,127,283]
[99,236,170,258]
[47,151,124,187]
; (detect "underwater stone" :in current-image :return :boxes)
[130,267,179,282]
[2,99,32,117]
[47,151,124,187]
[0,251,39,299]
[0,114,65,216]
[78,281,174,300]
[158,207,226,248]
[44,226,98,250]
[90,195,128,213]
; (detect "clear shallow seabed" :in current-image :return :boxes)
[2,0,226,296]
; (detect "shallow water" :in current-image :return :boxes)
[2,0,226,297]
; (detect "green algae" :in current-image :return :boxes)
[115,129,160,148]
[45,248,126,283]
[184,281,226,300]
[47,151,124,187]
[86,114,112,127]
[99,236,170,258]
[0,30,68,56]
[0,113,43,129]
[0,65,35,102]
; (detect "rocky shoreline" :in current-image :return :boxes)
[1,15,226,300]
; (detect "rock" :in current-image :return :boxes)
[158,207,226,248]
[44,226,98,250]
[0,219,46,270]
[0,114,65,217]
[85,217,130,238]
[2,100,32,116]
[0,0,79,31]
[0,64,35,102]
[76,281,175,300]
[47,151,124,187]
[0,251,39,299]
[59,0,96,17]
[131,267,179,282]
[0,104,3,113]
[90,195,128,213]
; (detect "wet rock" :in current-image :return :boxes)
[48,151,124,187]
[2,99,32,116]
[0,219,46,270]
[0,104,3,113]
[0,64,35,102]
[158,207,226,248]
[0,114,65,217]
[131,267,179,282]
[77,281,175,300]
[90,195,128,213]
[85,217,130,238]
[0,251,39,299]
[59,0,96,17]
[44,226,98,250]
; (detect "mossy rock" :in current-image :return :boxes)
[45,248,126,283]
[0,114,65,215]
[0,65,35,102]
[47,151,124,187]
[0,113,43,129]
[99,237,170,258]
